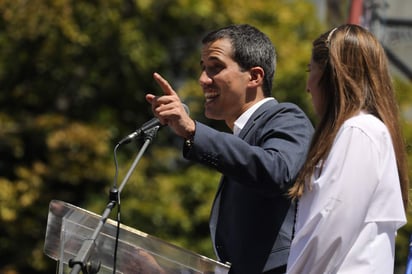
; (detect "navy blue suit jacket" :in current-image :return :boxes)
[184,99,314,273]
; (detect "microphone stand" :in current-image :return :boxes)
[68,126,161,274]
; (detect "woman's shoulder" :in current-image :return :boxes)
[339,112,391,148]
[342,112,387,134]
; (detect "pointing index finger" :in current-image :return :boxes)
[153,72,177,96]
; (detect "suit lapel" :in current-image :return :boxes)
[238,99,278,140]
[210,98,279,258]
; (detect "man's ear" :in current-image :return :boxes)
[248,67,264,87]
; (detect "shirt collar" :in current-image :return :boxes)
[233,97,274,136]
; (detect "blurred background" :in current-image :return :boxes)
[0,0,411,273]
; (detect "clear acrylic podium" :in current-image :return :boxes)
[44,200,229,274]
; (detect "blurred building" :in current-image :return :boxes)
[364,0,412,82]
[312,0,412,82]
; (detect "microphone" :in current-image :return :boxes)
[118,103,189,145]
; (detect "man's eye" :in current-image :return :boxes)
[206,65,223,76]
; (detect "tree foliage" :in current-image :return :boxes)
[0,0,411,273]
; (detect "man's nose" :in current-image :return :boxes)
[199,70,212,87]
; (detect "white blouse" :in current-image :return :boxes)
[287,113,406,274]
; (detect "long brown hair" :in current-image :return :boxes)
[289,24,409,210]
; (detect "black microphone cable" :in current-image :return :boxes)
[111,143,121,274]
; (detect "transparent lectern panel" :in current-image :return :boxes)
[44,200,229,274]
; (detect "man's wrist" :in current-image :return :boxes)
[184,120,196,150]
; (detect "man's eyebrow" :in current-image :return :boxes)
[200,56,222,65]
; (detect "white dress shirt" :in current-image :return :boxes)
[233,97,274,136]
[287,112,406,274]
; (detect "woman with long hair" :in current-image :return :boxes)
[287,24,408,273]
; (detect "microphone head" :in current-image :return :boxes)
[182,103,190,115]
[118,103,190,145]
